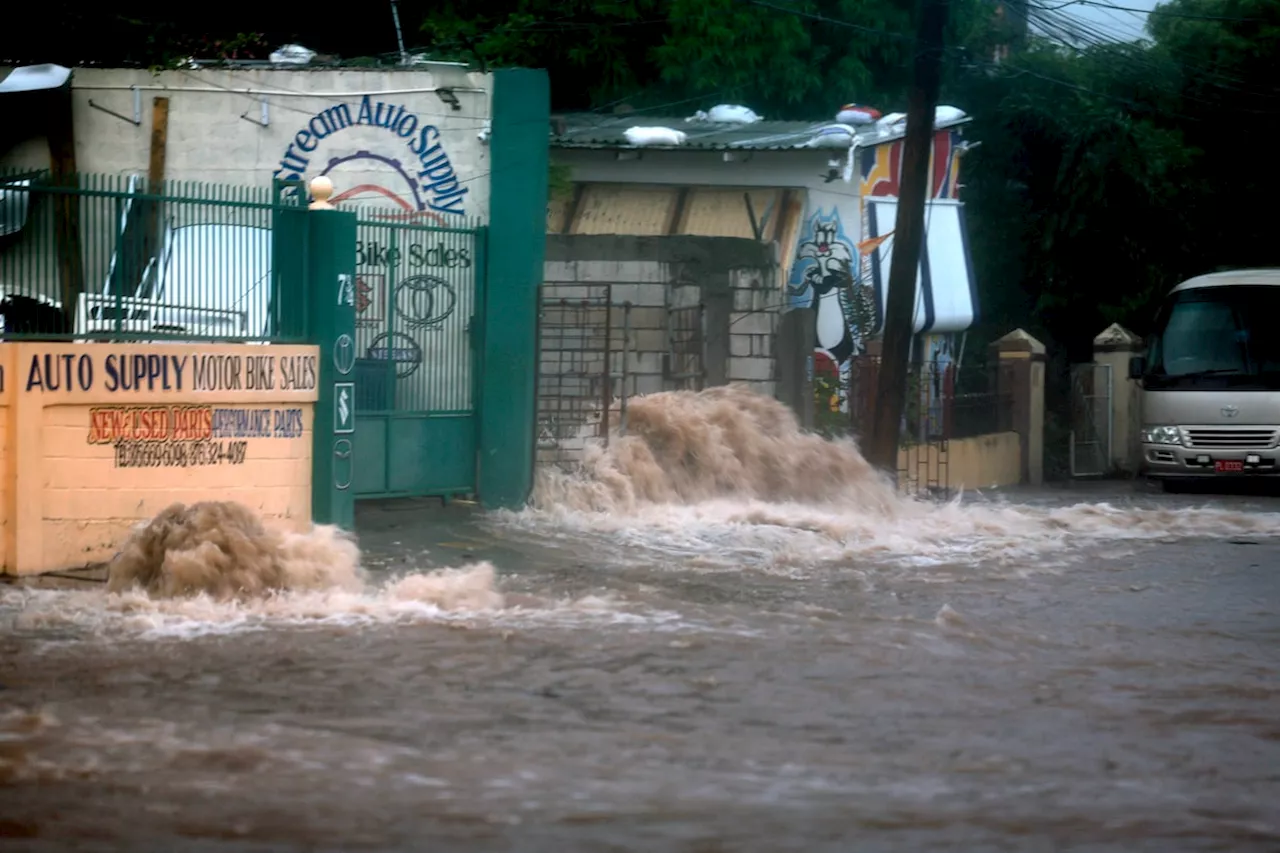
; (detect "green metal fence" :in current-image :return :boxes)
[0,170,307,342]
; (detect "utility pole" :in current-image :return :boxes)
[865,0,950,476]
[390,0,410,65]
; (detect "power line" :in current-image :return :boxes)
[1045,0,1269,22]
[740,0,1276,117]
[1022,3,1280,101]
[740,0,920,42]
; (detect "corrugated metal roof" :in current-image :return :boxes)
[1173,269,1280,291]
[550,112,970,151]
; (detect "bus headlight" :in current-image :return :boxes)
[1142,425,1183,446]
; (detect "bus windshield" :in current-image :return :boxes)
[1145,285,1280,391]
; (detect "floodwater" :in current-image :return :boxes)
[3,386,1280,852]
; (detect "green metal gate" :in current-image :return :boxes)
[350,216,485,499]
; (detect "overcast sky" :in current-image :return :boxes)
[1045,0,1165,42]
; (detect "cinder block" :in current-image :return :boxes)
[574,261,622,283]
[730,311,774,335]
[625,351,665,375]
[630,374,666,395]
[728,356,775,382]
[669,286,702,309]
[543,261,577,283]
[610,283,667,307]
[630,329,668,353]
[615,261,666,282]
[731,269,768,291]
[641,261,670,283]
[733,288,772,312]
[626,306,667,331]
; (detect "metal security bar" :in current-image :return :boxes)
[845,357,1017,500]
[536,285,612,468]
[665,303,706,391]
[1070,362,1113,477]
[535,283,707,469]
[0,170,302,342]
[350,215,483,415]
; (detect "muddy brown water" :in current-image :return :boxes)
[2,388,1279,852]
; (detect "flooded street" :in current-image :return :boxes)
[3,390,1280,852]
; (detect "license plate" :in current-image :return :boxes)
[1215,460,1244,473]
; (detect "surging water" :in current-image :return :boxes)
[3,501,667,640]
[3,385,1277,640]
[532,385,900,512]
[508,385,1278,573]
[106,500,366,599]
[4,386,1279,851]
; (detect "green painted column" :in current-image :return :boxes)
[307,203,358,529]
[478,67,550,509]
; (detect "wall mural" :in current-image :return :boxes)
[921,332,956,439]
[858,129,961,202]
[786,130,966,416]
[858,129,962,307]
[786,207,882,412]
[273,95,471,223]
[857,129,965,428]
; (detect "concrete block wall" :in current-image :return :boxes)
[2,67,494,221]
[539,235,784,464]
[727,267,780,398]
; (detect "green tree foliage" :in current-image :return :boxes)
[950,0,1279,363]
[418,0,995,116]
[1144,0,1280,277]
[419,0,670,110]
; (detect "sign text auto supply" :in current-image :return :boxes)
[23,351,318,394]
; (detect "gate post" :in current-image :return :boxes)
[478,68,551,509]
[989,328,1046,486]
[1092,323,1141,475]
[306,177,358,529]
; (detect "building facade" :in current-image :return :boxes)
[548,109,980,411]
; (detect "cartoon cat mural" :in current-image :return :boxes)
[787,208,878,411]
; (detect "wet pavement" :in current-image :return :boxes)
[2,480,1279,852]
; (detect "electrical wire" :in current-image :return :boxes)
[743,0,1276,119]
[1022,2,1280,102]
[1045,0,1270,23]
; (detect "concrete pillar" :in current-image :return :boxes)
[775,307,815,429]
[479,68,551,509]
[702,268,731,388]
[989,329,1046,486]
[1092,323,1143,474]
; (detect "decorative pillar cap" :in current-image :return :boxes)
[991,328,1046,357]
[1093,322,1142,353]
[309,176,335,210]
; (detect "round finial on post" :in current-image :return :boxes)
[309,176,335,210]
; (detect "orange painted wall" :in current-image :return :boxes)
[0,343,319,576]
[897,431,1023,494]
[0,345,11,573]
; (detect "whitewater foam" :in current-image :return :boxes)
[1,562,697,641]
[7,387,1278,640]
[508,386,1280,575]
[0,500,691,640]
